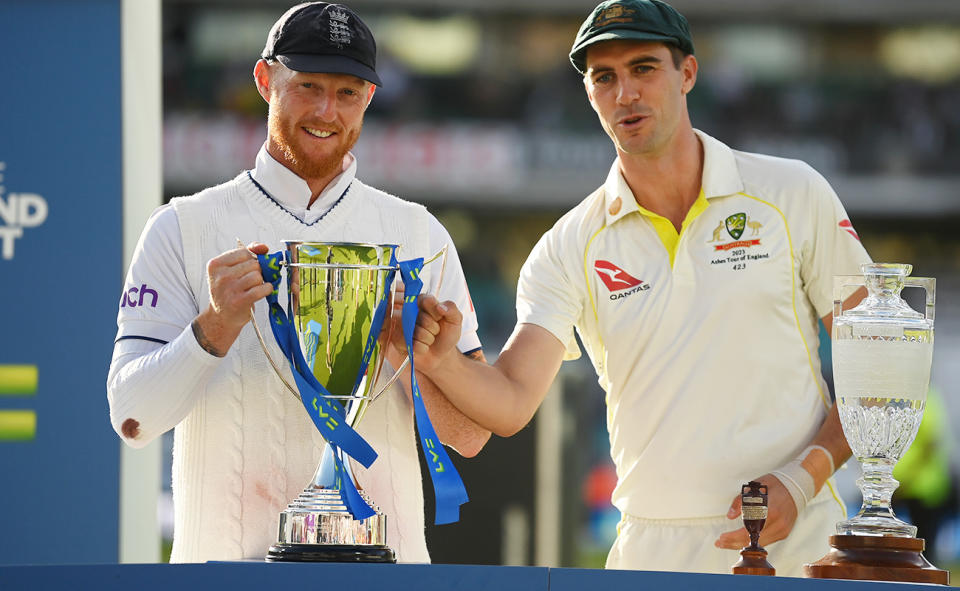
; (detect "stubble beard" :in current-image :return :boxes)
[269,110,362,182]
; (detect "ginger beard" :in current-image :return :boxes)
[267,106,362,182]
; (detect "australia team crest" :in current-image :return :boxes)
[725,213,746,240]
[708,212,763,251]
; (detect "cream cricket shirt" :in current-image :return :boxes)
[517,130,870,520]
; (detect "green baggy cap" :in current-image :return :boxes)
[570,0,694,74]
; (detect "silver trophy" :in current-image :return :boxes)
[251,241,444,563]
[833,263,935,537]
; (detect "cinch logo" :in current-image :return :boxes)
[595,260,651,300]
[0,162,49,261]
[839,219,860,241]
[120,283,159,308]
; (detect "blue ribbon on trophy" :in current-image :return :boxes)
[256,249,468,525]
[258,250,376,520]
[398,258,469,524]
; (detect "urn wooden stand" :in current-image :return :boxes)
[803,534,948,585]
[732,549,775,577]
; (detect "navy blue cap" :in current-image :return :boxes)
[262,2,382,86]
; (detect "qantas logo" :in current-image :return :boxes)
[839,219,860,241]
[594,260,650,300]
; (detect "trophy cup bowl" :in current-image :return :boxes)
[804,263,947,584]
[263,241,401,563]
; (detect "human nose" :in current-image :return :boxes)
[616,77,641,106]
[313,91,337,122]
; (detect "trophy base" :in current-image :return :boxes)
[732,548,775,576]
[804,535,948,585]
[266,543,396,563]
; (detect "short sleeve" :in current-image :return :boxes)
[116,205,200,343]
[798,169,872,317]
[516,230,583,360]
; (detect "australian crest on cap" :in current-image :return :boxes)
[594,3,638,27]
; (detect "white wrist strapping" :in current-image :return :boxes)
[771,445,834,515]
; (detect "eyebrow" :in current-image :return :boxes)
[588,55,663,76]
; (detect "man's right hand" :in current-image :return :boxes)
[192,243,274,357]
[411,294,463,374]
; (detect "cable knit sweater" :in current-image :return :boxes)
[168,172,430,563]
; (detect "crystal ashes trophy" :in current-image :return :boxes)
[804,263,948,584]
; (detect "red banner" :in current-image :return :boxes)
[715,239,761,251]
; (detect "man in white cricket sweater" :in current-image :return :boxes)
[107,2,489,563]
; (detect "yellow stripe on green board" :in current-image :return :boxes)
[0,410,36,441]
[0,365,38,395]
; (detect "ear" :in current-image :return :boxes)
[253,59,272,103]
[583,76,599,113]
[680,54,698,95]
[364,83,376,109]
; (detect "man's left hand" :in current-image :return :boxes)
[714,473,798,549]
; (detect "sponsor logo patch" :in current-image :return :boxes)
[120,283,159,308]
[594,260,651,300]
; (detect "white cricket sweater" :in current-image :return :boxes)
[168,172,431,563]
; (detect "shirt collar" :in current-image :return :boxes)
[250,143,357,224]
[602,128,745,226]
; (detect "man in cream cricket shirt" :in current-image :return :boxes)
[410,0,871,576]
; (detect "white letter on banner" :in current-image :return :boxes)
[14,194,48,227]
[0,195,14,226]
[0,226,23,260]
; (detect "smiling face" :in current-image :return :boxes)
[583,40,697,159]
[255,61,375,187]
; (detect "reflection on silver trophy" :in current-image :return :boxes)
[251,241,444,563]
[833,263,935,537]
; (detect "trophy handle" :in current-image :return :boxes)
[233,239,304,402]
[369,244,449,402]
[832,275,866,325]
[903,277,936,323]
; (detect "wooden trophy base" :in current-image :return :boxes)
[732,548,775,576]
[804,534,948,585]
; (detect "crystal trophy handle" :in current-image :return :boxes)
[832,275,865,322]
[833,275,936,324]
[903,277,935,323]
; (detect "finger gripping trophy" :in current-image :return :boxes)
[804,263,948,584]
